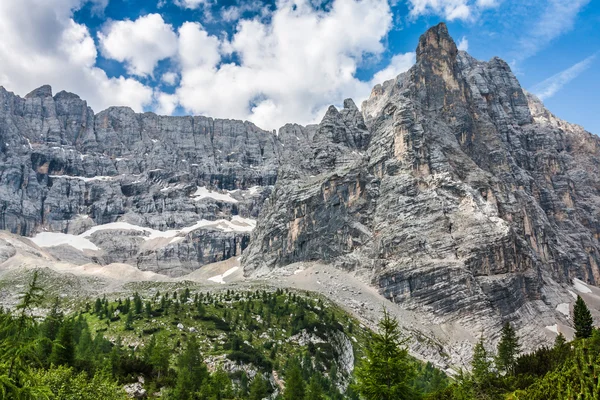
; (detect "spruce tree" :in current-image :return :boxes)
[495,322,520,374]
[284,359,305,400]
[305,375,324,400]
[172,336,209,399]
[353,309,418,400]
[471,336,492,384]
[249,374,269,400]
[573,295,594,339]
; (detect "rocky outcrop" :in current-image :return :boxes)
[243,23,600,350]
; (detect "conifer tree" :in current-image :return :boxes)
[284,359,305,400]
[50,321,75,366]
[471,336,492,384]
[573,295,594,339]
[353,309,418,400]
[249,374,269,400]
[305,375,324,400]
[0,270,51,399]
[495,321,520,374]
[172,336,209,399]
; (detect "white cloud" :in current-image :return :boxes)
[370,53,416,85]
[457,36,469,51]
[175,0,399,130]
[517,0,590,59]
[99,14,178,77]
[0,0,154,113]
[162,72,179,85]
[155,92,179,115]
[174,0,207,9]
[407,0,496,21]
[531,54,596,100]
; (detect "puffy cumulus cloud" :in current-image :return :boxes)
[407,0,496,21]
[0,0,155,113]
[174,0,413,130]
[162,72,179,85]
[155,92,179,115]
[99,14,178,77]
[370,53,416,85]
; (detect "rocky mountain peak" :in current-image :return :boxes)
[25,84,53,98]
[415,22,457,64]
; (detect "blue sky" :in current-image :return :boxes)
[0,0,597,133]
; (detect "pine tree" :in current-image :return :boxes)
[495,321,520,374]
[124,310,134,331]
[249,374,269,400]
[172,336,209,399]
[471,336,492,384]
[353,309,419,400]
[305,375,324,400]
[573,295,594,339]
[284,359,305,400]
[49,321,75,367]
[0,270,52,399]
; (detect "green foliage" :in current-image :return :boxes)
[283,358,305,400]
[248,374,269,400]
[49,321,75,367]
[0,273,451,400]
[495,322,520,375]
[0,270,52,399]
[31,365,126,399]
[353,309,419,400]
[574,295,594,339]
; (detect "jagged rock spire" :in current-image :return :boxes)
[416,22,458,64]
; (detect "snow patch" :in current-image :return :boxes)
[573,278,592,294]
[208,267,239,284]
[556,303,570,316]
[568,290,578,299]
[49,175,115,182]
[191,186,238,203]
[545,324,559,334]
[33,217,256,251]
[30,232,99,251]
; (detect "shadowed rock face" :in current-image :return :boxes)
[243,23,600,348]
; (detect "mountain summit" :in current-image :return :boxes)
[0,23,598,365]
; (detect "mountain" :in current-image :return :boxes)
[243,23,600,353]
[0,22,599,366]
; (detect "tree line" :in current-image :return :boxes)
[1,271,597,399]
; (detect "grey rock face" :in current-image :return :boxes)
[0,84,275,275]
[243,23,600,350]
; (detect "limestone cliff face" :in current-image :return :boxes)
[243,23,600,348]
[0,85,277,275]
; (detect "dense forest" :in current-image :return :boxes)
[0,271,598,399]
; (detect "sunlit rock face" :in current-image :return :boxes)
[243,23,600,349]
